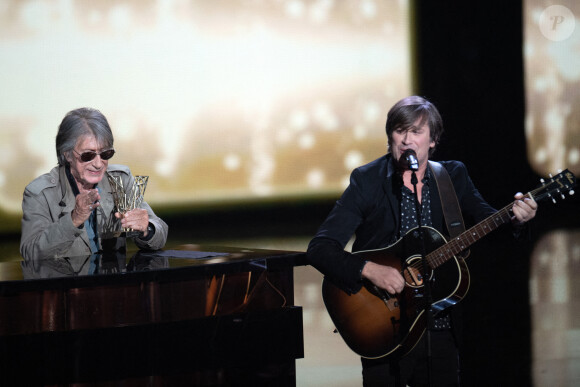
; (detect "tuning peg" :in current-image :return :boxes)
[570,189,575,196]
[552,197,557,204]
[540,178,545,184]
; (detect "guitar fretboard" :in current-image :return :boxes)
[428,205,513,268]
[425,179,548,271]
[426,168,576,268]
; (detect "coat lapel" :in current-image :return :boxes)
[381,154,401,236]
[58,166,91,249]
[427,162,445,235]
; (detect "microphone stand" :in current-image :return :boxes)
[410,169,434,387]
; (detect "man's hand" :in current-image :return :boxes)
[512,192,538,224]
[115,209,150,235]
[71,189,100,227]
[361,261,405,294]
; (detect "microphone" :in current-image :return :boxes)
[402,149,419,171]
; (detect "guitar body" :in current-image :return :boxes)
[321,226,470,359]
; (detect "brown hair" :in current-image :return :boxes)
[385,96,443,156]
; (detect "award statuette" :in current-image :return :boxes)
[107,174,149,237]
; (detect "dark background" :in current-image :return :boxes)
[415,2,578,384]
[415,2,535,384]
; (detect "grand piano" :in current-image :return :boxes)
[0,245,306,386]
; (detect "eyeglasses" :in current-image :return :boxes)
[73,148,115,162]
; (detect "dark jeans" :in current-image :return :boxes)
[361,329,460,387]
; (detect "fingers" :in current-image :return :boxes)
[119,209,149,232]
[512,192,538,223]
[513,192,538,209]
[71,189,100,227]
[384,280,404,295]
[362,262,405,294]
[385,268,405,294]
[78,190,100,212]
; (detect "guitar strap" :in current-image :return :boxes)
[428,161,469,258]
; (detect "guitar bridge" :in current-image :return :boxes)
[404,265,424,287]
[374,285,399,311]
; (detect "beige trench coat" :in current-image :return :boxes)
[20,164,168,261]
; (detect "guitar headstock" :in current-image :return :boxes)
[532,169,576,203]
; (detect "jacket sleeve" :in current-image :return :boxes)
[446,161,530,239]
[445,161,497,224]
[133,201,169,251]
[306,168,370,294]
[20,182,86,261]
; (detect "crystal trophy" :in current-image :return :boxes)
[107,174,149,237]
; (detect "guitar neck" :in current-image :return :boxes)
[427,167,577,268]
[427,201,518,269]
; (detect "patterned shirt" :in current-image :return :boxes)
[398,168,433,239]
[398,167,452,330]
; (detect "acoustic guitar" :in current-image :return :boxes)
[322,169,576,359]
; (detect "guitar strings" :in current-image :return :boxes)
[402,188,542,279]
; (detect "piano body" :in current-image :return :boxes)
[0,245,305,386]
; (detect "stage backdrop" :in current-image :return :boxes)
[524,2,580,385]
[524,0,580,177]
[0,0,411,232]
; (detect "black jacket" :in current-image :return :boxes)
[307,153,497,294]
